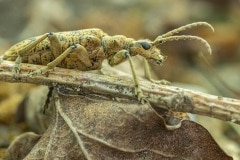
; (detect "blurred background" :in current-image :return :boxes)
[0,0,240,159]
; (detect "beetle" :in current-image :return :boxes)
[3,22,214,103]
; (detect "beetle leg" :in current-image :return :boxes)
[108,50,128,66]
[13,32,60,75]
[13,55,22,74]
[17,32,62,57]
[108,50,148,104]
[143,58,170,85]
[29,44,92,76]
[47,32,62,58]
[18,34,49,56]
[12,34,49,75]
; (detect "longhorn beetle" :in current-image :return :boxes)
[3,22,214,103]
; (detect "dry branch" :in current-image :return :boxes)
[0,58,240,124]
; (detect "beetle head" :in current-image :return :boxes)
[129,40,166,66]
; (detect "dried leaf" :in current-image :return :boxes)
[5,132,41,160]
[21,86,54,133]
[19,90,231,160]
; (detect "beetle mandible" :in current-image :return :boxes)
[3,22,214,103]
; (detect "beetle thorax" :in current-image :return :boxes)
[101,35,134,58]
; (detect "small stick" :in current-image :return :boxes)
[0,59,240,124]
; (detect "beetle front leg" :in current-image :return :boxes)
[143,59,170,85]
[108,50,148,104]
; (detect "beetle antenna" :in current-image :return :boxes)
[156,22,214,39]
[154,35,212,55]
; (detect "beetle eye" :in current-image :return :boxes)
[140,42,151,50]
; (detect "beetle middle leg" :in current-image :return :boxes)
[28,33,94,76]
[29,44,92,76]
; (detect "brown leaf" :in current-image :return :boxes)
[14,90,232,159]
[5,132,41,160]
[19,86,55,134]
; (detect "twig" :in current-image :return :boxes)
[0,59,240,124]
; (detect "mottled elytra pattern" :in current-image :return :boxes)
[3,22,214,103]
